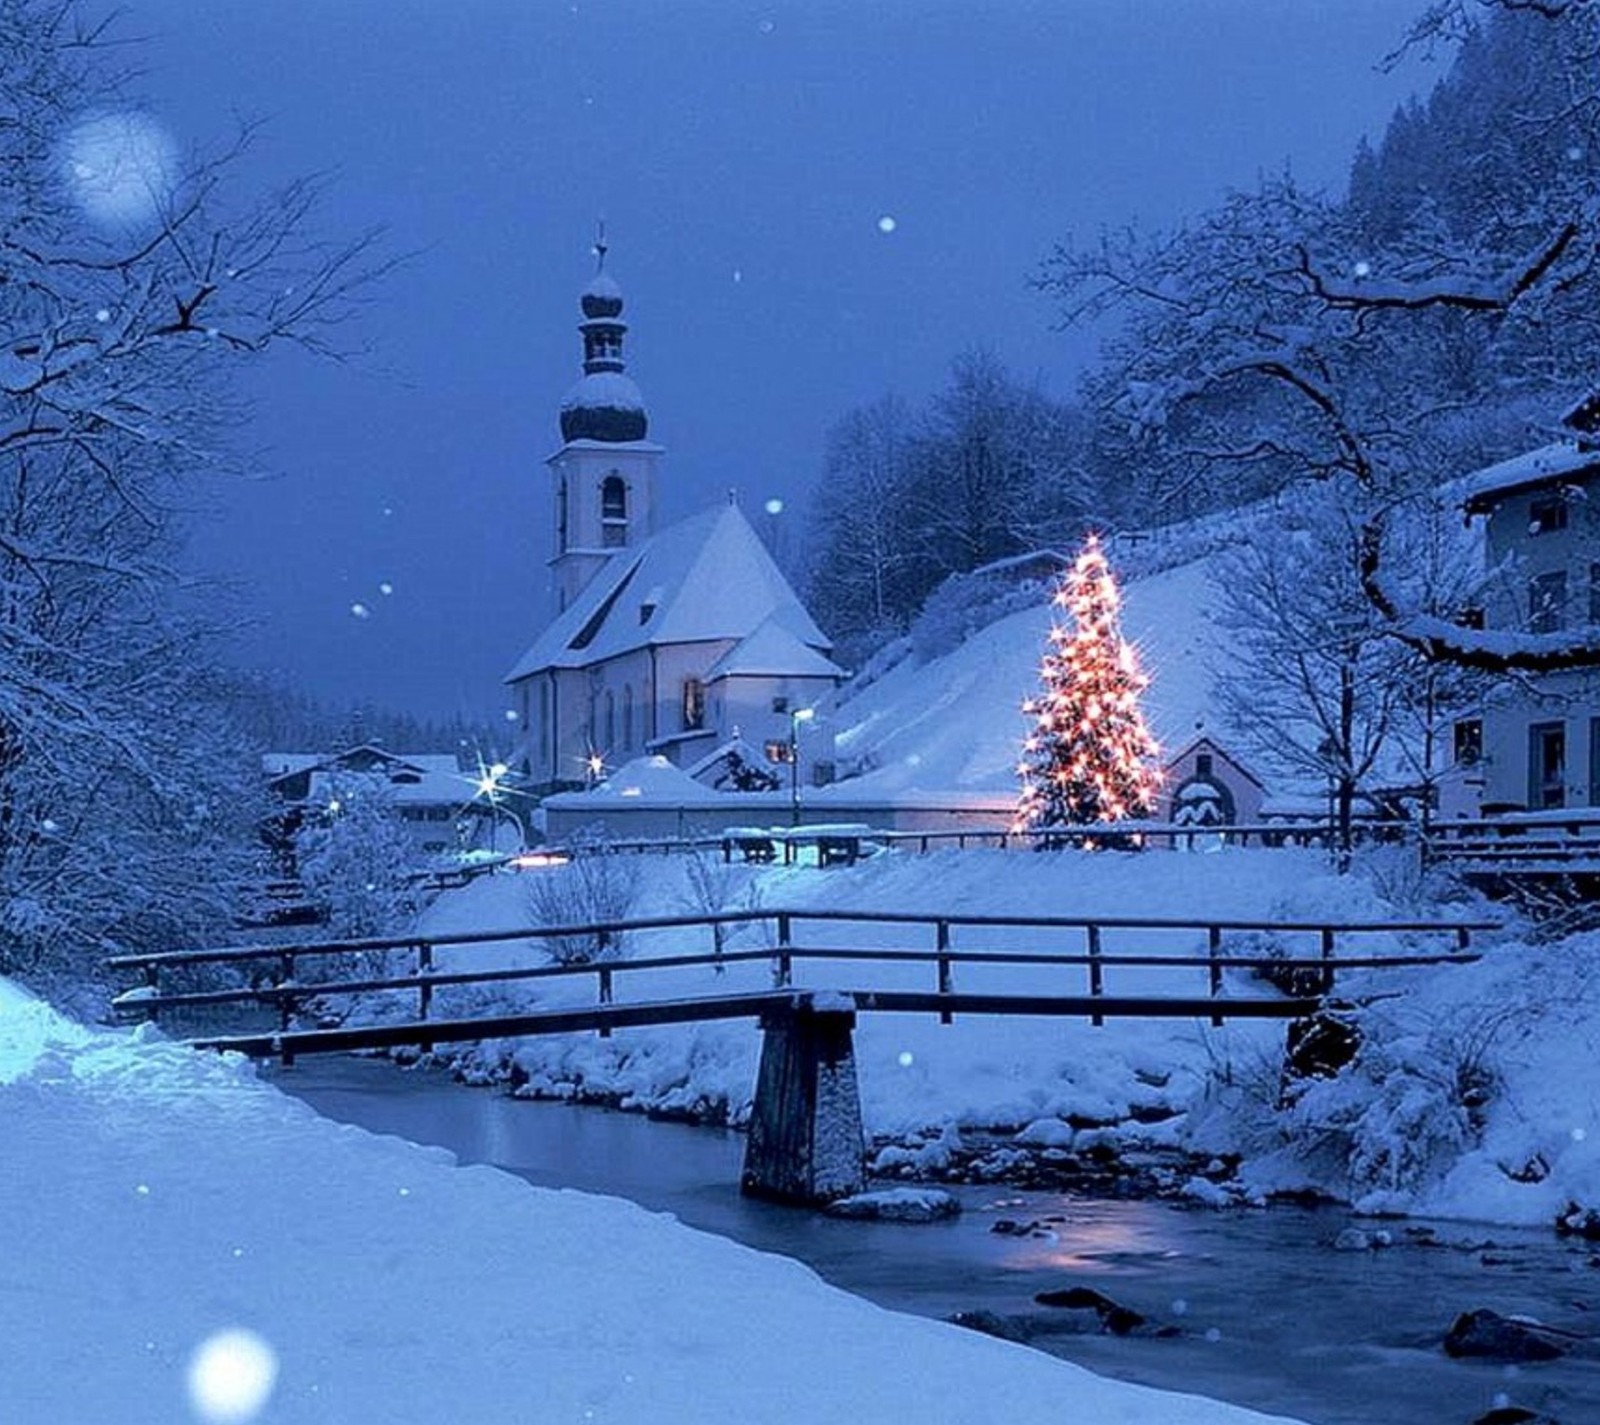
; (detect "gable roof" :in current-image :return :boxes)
[704,616,845,683]
[505,502,832,681]
[1162,734,1267,791]
[1459,439,1600,513]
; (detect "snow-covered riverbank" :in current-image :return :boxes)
[409,845,1600,1235]
[1,975,1302,1424]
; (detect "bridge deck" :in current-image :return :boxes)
[191,988,1325,1061]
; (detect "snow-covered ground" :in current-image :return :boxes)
[0,975,1304,1424]
[831,556,1220,795]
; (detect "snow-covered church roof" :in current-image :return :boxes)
[705,615,845,682]
[505,501,834,681]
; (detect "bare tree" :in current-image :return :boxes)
[0,0,388,999]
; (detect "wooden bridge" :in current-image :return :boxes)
[107,908,1496,1205]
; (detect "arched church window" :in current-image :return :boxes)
[622,685,634,750]
[557,477,569,554]
[682,678,705,731]
[604,690,616,751]
[601,474,628,547]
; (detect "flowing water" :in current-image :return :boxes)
[278,1057,1600,1425]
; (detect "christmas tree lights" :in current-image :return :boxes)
[1014,533,1162,834]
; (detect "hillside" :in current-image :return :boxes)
[829,553,1224,797]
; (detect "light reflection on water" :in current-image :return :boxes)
[279,1056,1600,1425]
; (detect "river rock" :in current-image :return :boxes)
[1332,1227,1393,1251]
[1443,1309,1571,1362]
[1283,1008,1361,1083]
[1033,1285,1148,1336]
[1471,1407,1562,1425]
[1555,1201,1600,1241]
[824,1187,961,1223]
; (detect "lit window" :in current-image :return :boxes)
[683,678,705,730]
[1452,719,1482,766]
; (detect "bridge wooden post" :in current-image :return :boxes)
[741,1000,865,1206]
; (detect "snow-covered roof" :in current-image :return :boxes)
[505,502,833,681]
[1458,440,1600,512]
[561,371,645,414]
[582,271,623,304]
[704,616,846,683]
[261,752,322,778]
[543,754,722,805]
[1161,733,1267,790]
[305,765,474,807]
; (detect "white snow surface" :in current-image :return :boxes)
[0,975,1302,1425]
[833,557,1219,794]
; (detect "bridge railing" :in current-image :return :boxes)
[107,908,1498,1043]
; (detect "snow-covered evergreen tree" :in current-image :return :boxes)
[1014,535,1161,832]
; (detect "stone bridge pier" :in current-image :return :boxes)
[741,999,865,1206]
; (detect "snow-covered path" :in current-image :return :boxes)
[0,977,1303,1424]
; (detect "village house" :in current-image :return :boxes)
[1454,392,1600,814]
[262,743,493,860]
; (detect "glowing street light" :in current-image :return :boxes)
[789,706,815,827]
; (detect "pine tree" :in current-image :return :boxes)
[1014,535,1162,832]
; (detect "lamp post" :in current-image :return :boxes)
[788,707,815,827]
[475,761,528,851]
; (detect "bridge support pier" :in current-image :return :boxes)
[741,1001,865,1206]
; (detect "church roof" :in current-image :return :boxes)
[704,615,845,682]
[505,502,833,682]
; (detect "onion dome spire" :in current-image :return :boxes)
[560,225,649,443]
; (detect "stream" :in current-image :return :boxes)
[277,1056,1600,1425]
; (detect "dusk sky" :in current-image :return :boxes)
[108,1,1435,722]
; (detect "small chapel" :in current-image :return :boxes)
[506,249,844,794]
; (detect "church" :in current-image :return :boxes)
[506,252,844,794]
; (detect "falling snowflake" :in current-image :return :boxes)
[897,1050,914,1068]
[505,708,520,721]
[877,215,897,234]
[350,603,370,619]
[764,497,784,516]
[379,581,394,596]
[95,308,110,323]
[187,1328,279,1424]
[1352,260,1371,278]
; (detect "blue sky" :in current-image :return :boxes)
[107,0,1435,720]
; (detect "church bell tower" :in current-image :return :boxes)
[548,234,662,611]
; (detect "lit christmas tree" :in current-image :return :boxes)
[1014,533,1162,833]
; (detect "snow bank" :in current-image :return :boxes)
[0,979,1303,1425]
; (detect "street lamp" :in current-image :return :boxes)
[788,707,815,827]
[473,759,528,851]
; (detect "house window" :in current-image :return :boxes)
[1529,495,1568,534]
[1195,752,1214,777]
[1453,719,1482,767]
[1590,563,1600,625]
[682,678,705,731]
[765,739,793,764]
[1457,606,1485,631]
[601,474,628,547]
[1528,720,1566,810]
[771,695,789,714]
[1528,570,1567,634]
